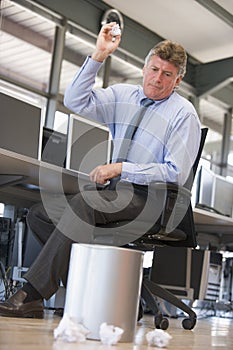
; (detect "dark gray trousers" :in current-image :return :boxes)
[24,183,156,300]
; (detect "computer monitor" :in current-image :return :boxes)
[66,115,112,175]
[41,127,68,167]
[0,92,42,159]
[212,175,233,217]
[195,166,215,208]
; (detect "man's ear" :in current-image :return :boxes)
[175,75,182,87]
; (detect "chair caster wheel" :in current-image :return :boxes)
[154,315,169,330]
[182,317,196,330]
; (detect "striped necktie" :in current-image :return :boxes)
[109,98,154,189]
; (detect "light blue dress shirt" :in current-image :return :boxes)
[64,56,201,186]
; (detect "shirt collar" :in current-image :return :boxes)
[139,91,174,106]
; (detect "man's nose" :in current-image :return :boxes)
[153,70,162,82]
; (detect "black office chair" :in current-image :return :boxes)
[96,127,208,330]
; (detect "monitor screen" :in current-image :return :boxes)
[195,166,215,208]
[212,175,233,217]
[41,127,67,167]
[66,115,112,175]
[0,92,42,159]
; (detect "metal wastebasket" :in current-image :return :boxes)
[64,243,144,342]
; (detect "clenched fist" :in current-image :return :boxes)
[89,163,122,184]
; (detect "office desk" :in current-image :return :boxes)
[0,147,88,206]
[193,207,233,247]
[1,147,233,240]
[193,207,233,233]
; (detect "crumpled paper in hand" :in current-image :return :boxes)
[146,329,172,348]
[54,313,89,343]
[99,322,124,345]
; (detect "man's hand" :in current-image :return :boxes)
[91,22,121,62]
[89,163,122,185]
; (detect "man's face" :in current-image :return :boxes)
[142,55,183,100]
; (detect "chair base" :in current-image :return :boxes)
[141,277,197,330]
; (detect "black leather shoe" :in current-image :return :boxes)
[0,290,44,318]
[137,299,144,321]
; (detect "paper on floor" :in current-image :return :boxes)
[53,315,124,345]
[146,328,172,348]
[99,322,124,345]
[54,313,89,343]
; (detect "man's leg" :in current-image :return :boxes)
[26,193,73,245]
[24,229,74,299]
[0,228,72,319]
[25,184,149,298]
[56,183,150,245]
[0,184,149,318]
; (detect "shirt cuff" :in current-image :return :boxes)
[84,56,103,71]
[121,162,148,185]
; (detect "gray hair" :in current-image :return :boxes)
[145,40,187,77]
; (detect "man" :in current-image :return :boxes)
[0,22,201,318]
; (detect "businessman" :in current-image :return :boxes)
[0,22,201,318]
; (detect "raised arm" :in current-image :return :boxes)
[92,22,121,62]
[64,22,121,116]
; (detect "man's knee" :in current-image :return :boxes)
[27,203,43,227]
[26,202,55,242]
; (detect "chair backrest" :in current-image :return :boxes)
[135,127,208,249]
[191,128,208,180]
[183,127,208,191]
[95,128,208,249]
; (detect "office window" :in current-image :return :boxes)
[54,111,69,134]
[0,204,4,217]
[227,152,233,182]
[59,27,102,95]
[198,98,233,177]
[202,127,223,171]
[228,152,233,165]
[59,22,143,95]
[0,0,56,93]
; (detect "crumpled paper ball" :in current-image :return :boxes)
[111,23,121,36]
[54,313,89,343]
[99,322,124,345]
[146,328,172,348]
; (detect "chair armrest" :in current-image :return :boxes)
[83,183,108,191]
[151,182,191,198]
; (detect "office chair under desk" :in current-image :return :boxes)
[95,127,208,331]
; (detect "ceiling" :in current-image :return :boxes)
[102,0,233,137]
[102,0,233,64]
[0,0,232,140]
